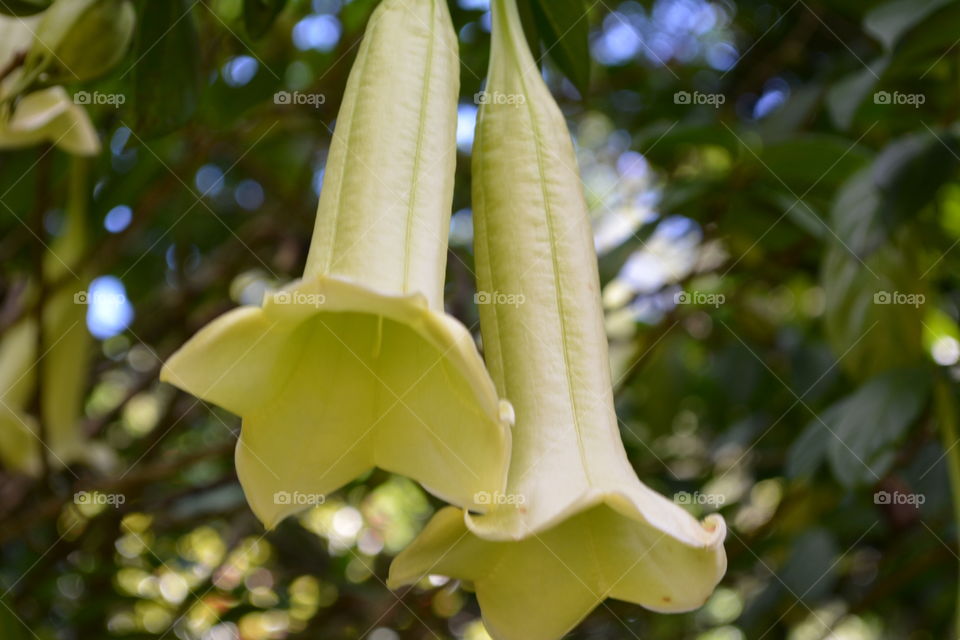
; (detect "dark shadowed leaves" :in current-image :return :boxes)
[826,368,931,487]
[132,0,201,138]
[873,130,960,229]
[518,0,590,96]
[0,0,50,16]
[243,0,288,39]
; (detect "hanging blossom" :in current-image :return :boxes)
[161,0,511,529]
[389,1,726,638]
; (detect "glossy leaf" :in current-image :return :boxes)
[826,368,931,487]
[873,129,960,229]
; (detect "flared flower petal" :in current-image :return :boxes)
[162,0,510,528]
[389,1,726,637]
[391,506,725,640]
[163,277,510,527]
[0,87,101,155]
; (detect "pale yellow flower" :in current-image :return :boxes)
[389,1,726,637]
[162,0,511,528]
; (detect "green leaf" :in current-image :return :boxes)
[133,0,201,137]
[786,404,844,479]
[823,133,959,257]
[768,192,827,239]
[888,2,960,71]
[825,57,888,130]
[525,0,590,96]
[780,529,839,600]
[822,237,926,380]
[0,604,26,640]
[826,368,931,487]
[823,169,927,379]
[873,129,960,229]
[760,134,870,193]
[864,0,952,49]
[830,168,885,257]
[635,122,740,161]
[243,0,287,39]
[339,0,379,32]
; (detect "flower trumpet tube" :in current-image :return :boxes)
[388,0,726,636]
[161,0,510,528]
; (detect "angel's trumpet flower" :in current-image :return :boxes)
[389,1,726,637]
[161,0,510,528]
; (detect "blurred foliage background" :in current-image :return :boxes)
[1,0,960,638]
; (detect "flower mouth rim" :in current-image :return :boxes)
[464,484,727,550]
[160,271,513,526]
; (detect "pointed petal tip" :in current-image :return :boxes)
[385,567,408,592]
[701,513,727,544]
[157,358,179,387]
